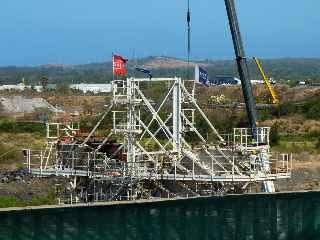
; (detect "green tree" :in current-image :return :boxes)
[40,76,49,90]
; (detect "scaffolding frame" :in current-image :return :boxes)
[23,77,292,202]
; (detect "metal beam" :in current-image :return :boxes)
[224,0,258,136]
[181,84,225,142]
[140,83,175,140]
[81,103,114,147]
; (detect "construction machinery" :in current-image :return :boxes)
[253,57,279,104]
[224,0,258,138]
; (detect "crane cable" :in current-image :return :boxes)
[186,0,196,95]
[187,0,191,65]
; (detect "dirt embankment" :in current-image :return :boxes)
[0,96,62,114]
[276,158,320,192]
[45,95,110,114]
[0,91,111,118]
[262,117,320,135]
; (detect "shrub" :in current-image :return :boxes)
[316,137,320,149]
[274,102,297,116]
[0,194,57,208]
[0,143,20,163]
[0,118,45,135]
[270,123,280,146]
[306,103,320,119]
[56,84,71,95]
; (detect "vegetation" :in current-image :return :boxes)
[316,137,320,149]
[0,117,45,135]
[0,59,319,207]
[1,57,320,85]
[0,133,45,164]
[0,117,45,165]
[269,100,320,120]
[56,83,71,95]
[0,190,57,208]
[270,123,280,146]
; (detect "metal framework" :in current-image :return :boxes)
[23,77,292,203]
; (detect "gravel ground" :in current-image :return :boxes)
[0,96,62,113]
[0,169,61,201]
[276,161,320,192]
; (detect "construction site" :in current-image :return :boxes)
[22,75,292,203]
[19,0,294,204]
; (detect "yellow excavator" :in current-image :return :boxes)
[253,57,279,104]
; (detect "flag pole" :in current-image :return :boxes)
[112,52,116,97]
[112,52,115,82]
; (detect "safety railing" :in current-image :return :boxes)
[112,111,141,133]
[112,80,127,104]
[23,146,292,182]
[46,122,80,140]
[233,127,270,149]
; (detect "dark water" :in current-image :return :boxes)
[1,192,320,240]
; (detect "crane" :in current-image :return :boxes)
[223,0,258,138]
[185,0,258,137]
[253,57,279,104]
[223,1,276,192]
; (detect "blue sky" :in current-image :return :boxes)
[0,0,319,66]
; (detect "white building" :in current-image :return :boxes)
[0,83,30,91]
[250,80,264,85]
[70,84,112,93]
[0,83,113,94]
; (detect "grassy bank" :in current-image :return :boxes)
[0,192,57,208]
[0,117,45,135]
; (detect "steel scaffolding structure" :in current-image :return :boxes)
[23,77,292,203]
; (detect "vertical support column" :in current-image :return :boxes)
[173,77,182,151]
[173,77,182,179]
[46,123,49,138]
[28,149,31,173]
[40,151,43,175]
[259,146,275,193]
[127,78,136,175]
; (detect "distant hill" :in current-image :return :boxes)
[1,57,320,85]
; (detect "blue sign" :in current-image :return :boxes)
[195,65,209,86]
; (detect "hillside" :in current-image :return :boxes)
[1,57,320,85]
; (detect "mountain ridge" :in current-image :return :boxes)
[1,56,320,84]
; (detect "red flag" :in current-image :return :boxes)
[113,54,127,75]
